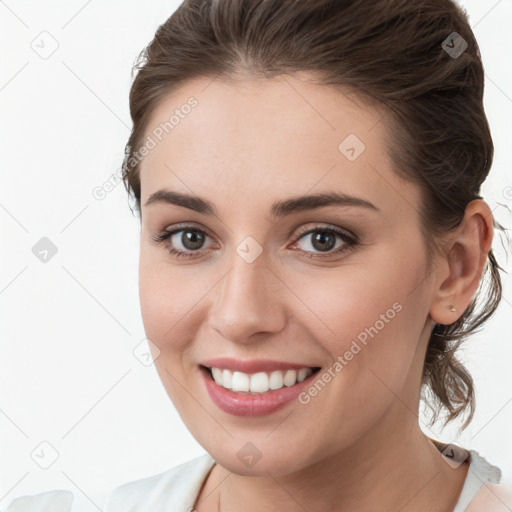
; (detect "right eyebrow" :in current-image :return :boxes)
[144,189,217,215]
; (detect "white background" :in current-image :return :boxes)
[1,0,511,510]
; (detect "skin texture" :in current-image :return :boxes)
[137,72,493,511]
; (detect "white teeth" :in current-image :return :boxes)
[250,372,269,393]
[222,369,232,389]
[297,368,309,383]
[231,371,249,392]
[211,367,223,384]
[208,367,315,393]
[283,369,297,387]
[269,370,283,390]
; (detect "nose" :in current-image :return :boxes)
[207,247,287,344]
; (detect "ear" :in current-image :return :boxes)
[429,199,494,326]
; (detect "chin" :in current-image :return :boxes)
[204,438,317,478]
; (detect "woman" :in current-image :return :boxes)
[5,0,511,510]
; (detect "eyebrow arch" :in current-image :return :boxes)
[143,189,379,217]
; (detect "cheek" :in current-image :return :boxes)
[310,284,413,381]
[138,265,170,343]
[297,273,420,448]
[138,260,188,363]
[138,246,201,343]
[294,253,424,388]
[138,257,198,407]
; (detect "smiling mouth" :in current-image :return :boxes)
[201,365,322,394]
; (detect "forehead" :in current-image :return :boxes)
[138,73,420,218]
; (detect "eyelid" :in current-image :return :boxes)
[152,221,358,259]
[155,221,355,244]
[152,222,216,246]
[292,223,357,242]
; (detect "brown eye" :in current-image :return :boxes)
[292,225,357,259]
[309,231,337,252]
[151,224,214,259]
[179,230,206,251]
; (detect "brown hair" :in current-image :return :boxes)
[122,0,506,433]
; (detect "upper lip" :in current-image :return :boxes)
[200,357,320,374]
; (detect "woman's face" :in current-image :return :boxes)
[138,73,438,476]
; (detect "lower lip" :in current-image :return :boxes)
[200,366,320,416]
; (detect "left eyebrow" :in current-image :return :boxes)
[143,189,379,216]
[270,191,380,217]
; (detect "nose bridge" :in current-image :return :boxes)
[208,239,284,341]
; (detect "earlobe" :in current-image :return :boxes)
[429,199,494,326]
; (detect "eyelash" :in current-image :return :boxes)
[151,223,358,260]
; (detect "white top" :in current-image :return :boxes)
[3,441,507,511]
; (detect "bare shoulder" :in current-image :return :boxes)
[466,482,512,512]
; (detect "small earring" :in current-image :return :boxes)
[449,305,457,312]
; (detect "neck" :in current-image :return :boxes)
[211,420,468,512]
